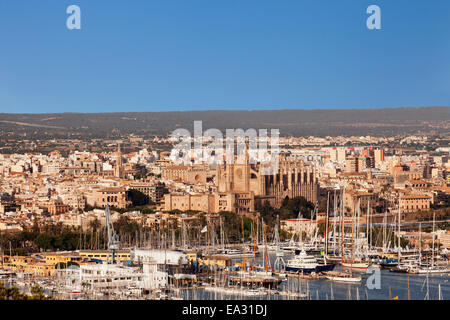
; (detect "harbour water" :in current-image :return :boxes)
[3,252,448,300]
[180,253,450,300]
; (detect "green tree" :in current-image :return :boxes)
[35,233,52,251]
[128,189,150,206]
[280,197,315,220]
[89,218,101,233]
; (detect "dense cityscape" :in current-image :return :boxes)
[0,123,448,300]
[1,0,449,306]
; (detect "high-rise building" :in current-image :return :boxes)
[345,156,359,172]
[337,148,346,162]
[330,148,338,162]
[374,149,384,165]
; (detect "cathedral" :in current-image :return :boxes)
[163,145,319,214]
[215,146,318,214]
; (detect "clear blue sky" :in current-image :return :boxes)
[0,0,449,113]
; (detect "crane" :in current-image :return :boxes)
[105,205,119,264]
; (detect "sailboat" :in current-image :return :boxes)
[390,195,419,273]
[408,212,450,274]
[325,186,362,283]
[325,270,362,283]
[273,218,286,272]
[229,218,282,288]
[340,200,369,271]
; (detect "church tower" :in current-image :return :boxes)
[114,143,123,178]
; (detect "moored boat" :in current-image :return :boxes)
[324,271,362,283]
[285,249,335,274]
[341,262,369,271]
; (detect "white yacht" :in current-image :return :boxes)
[285,249,335,274]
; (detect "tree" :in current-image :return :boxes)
[89,218,101,233]
[128,189,150,206]
[0,283,51,300]
[280,197,315,220]
[113,216,140,241]
[35,233,52,251]
[219,211,252,242]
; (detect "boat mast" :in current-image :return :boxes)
[256,218,259,247]
[340,187,345,273]
[367,199,370,251]
[298,211,302,246]
[383,210,387,253]
[350,202,356,277]
[252,220,257,271]
[333,189,337,255]
[419,222,422,264]
[325,191,330,256]
[242,217,246,272]
[397,194,401,262]
[432,211,435,268]
[274,216,285,272]
[263,222,269,271]
[357,198,361,258]
[220,217,225,251]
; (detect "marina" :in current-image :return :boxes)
[1,250,448,300]
[1,198,449,300]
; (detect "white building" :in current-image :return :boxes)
[131,249,189,266]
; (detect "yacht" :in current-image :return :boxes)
[389,258,419,273]
[408,265,450,274]
[213,247,255,258]
[285,249,335,274]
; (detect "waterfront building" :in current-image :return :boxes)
[79,250,131,264]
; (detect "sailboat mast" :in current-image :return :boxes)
[398,194,401,262]
[350,202,355,277]
[263,222,268,271]
[252,221,257,271]
[432,211,435,268]
[357,198,361,257]
[242,218,246,272]
[333,189,337,255]
[367,199,370,251]
[298,211,302,245]
[419,222,422,263]
[221,217,225,251]
[325,191,330,255]
[340,187,345,273]
[383,211,387,252]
